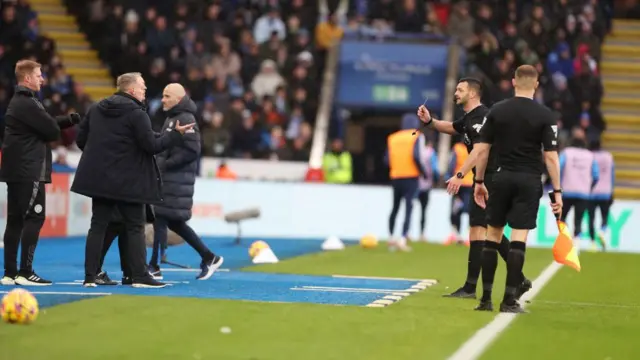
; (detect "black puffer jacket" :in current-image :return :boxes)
[154,96,200,221]
[71,92,182,204]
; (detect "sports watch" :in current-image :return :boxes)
[425,116,433,126]
[456,172,463,179]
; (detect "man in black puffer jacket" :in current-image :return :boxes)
[149,83,223,281]
[72,73,195,288]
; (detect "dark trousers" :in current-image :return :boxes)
[587,198,613,240]
[561,197,588,237]
[84,198,147,281]
[3,181,46,276]
[98,222,131,278]
[417,190,430,234]
[388,178,419,237]
[150,216,214,266]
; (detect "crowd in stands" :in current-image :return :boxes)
[67,0,339,162]
[0,0,91,157]
[454,0,609,149]
[0,0,612,173]
[615,0,640,18]
[333,0,608,150]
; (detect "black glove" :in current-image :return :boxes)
[69,112,82,125]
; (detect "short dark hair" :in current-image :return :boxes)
[458,77,483,97]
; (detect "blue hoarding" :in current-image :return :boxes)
[335,40,449,111]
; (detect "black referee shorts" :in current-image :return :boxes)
[486,171,542,230]
[469,173,496,228]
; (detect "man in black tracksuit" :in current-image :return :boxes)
[0,60,80,286]
[148,83,223,281]
[71,73,194,288]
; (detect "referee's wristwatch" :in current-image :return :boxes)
[424,116,433,126]
[456,172,464,179]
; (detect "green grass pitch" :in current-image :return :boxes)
[1,243,638,360]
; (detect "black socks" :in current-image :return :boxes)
[498,235,525,283]
[463,240,485,293]
[480,241,500,302]
[497,235,510,261]
[504,241,527,305]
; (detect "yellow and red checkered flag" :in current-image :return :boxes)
[548,192,581,272]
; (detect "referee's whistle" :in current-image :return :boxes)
[413,99,429,136]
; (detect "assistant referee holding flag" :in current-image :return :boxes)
[0,60,81,286]
[456,65,562,313]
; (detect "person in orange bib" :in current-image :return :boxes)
[384,114,428,252]
[446,138,474,245]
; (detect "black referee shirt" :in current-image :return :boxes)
[477,97,558,175]
[452,104,499,174]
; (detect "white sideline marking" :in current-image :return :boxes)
[366,303,386,308]
[160,268,230,272]
[65,280,190,285]
[333,274,437,282]
[0,291,112,296]
[447,262,562,360]
[291,286,409,294]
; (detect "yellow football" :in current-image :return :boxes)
[360,234,378,249]
[1,288,39,325]
[249,240,270,258]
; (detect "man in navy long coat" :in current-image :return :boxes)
[149,83,223,281]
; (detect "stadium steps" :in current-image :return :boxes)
[603,75,640,91]
[30,0,114,101]
[616,178,640,198]
[601,19,640,200]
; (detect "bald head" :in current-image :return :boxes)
[161,83,186,111]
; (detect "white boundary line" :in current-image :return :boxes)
[291,286,408,294]
[161,268,230,272]
[291,288,397,294]
[447,262,561,360]
[58,280,190,285]
[332,274,435,282]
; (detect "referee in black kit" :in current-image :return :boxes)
[455,65,563,313]
[0,60,81,286]
[418,78,530,300]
